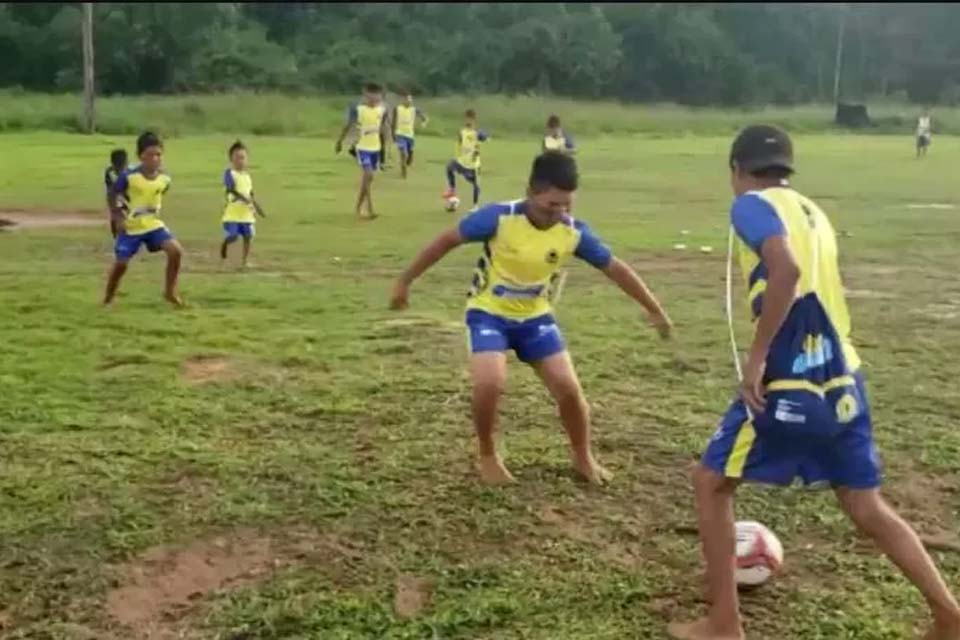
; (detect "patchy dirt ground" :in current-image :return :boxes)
[181,356,236,384]
[0,210,104,230]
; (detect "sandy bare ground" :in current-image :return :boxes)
[0,209,104,230]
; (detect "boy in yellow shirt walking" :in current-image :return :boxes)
[220,140,266,269]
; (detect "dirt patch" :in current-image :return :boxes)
[181,356,235,384]
[394,575,432,619]
[845,289,898,300]
[0,210,103,230]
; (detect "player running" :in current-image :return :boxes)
[443,109,488,211]
[542,115,575,155]
[392,90,428,179]
[336,82,389,220]
[220,140,267,269]
[391,151,672,486]
[917,108,933,159]
[668,125,960,640]
[103,131,184,307]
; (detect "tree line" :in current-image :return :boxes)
[2,3,960,106]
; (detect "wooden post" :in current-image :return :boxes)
[82,2,95,133]
[833,4,847,105]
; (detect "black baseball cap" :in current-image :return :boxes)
[729,125,794,174]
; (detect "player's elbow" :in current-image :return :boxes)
[770,261,801,287]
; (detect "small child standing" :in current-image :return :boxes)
[220,140,266,269]
[104,148,128,238]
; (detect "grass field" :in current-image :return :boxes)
[0,91,956,138]
[1,128,960,640]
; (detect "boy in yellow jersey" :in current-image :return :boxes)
[335,82,389,220]
[103,131,184,307]
[668,126,960,640]
[392,152,672,486]
[392,90,428,179]
[104,148,128,238]
[220,140,267,269]
[542,115,575,155]
[443,109,488,210]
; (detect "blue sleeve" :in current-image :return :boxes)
[565,134,575,150]
[113,172,128,195]
[477,130,489,142]
[573,220,613,269]
[457,205,501,242]
[731,194,786,253]
[223,169,235,190]
[346,104,358,123]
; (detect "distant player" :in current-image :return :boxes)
[103,131,184,307]
[392,90,428,179]
[667,125,960,640]
[542,115,575,155]
[336,82,389,220]
[443,109,488,210]
[220,140,267,269]
[391,152,672,486]
[917,108,932,158]
[104,148,128,238]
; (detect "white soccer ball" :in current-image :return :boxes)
[445,196,460,212]
[735,521,784,587]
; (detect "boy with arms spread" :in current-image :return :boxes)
[392,152,672,486]
[335,82,389,220]
[104,131,183,307]
[668,125,960,640]
[220,140,267,269]
[392,90,428,179]
[443,109,488,210]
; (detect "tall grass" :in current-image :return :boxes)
[0,90,951,137]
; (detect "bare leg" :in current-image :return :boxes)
[400,149,409,179]
[532,351,611,485]
[355,171,370,219]
[160,239,183,307]
[836,488,960,639]
[221,236,236,261]
[668,464,744,640]
[103,261,128,306]
[365,170,377,219]
[241,236,252,268]
[470,352,514,484]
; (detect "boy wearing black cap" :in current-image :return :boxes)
[669,125,960,640]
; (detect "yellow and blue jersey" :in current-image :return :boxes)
[543,132,575,153]
[458,200,612,321]
[456,127,489,171]
[222,168,255,223]
[348,103,386,152]
[113,166,171,235]
[702,185,881,490]
[394,104,424,139]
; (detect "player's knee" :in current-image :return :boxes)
[552,381,585,410]
[692,463,731,497]
[837,488,888,531]
[166,243,183,261]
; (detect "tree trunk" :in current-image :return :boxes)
[82,3,95,133]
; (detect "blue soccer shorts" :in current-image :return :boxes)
[114,227,173,262]
[466,309,566,363]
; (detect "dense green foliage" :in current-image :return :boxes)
[4,3,960,105]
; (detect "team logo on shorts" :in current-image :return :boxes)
[835,393,859,424]
[545,249,559,264]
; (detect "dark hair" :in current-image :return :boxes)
[136,131,162,156]
[228,139,246,158]
[546,115,561,128]
[110,148,127,167]
[750,166,794,179]
[465,109,476,119]
[529,151,578,193]
[364,82,382,94]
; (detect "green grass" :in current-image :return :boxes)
[0,90,955,138]
[1,128,960,640]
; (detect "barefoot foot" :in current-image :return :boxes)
[668,617,744,640]
[477,455,515,485]
[573,455,612,486]
[164,293,185,308]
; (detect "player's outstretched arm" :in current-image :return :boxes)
[390,228,464,310]
[602,257,673,339]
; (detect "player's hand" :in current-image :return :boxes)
[740,353,767,415]
[335,140,343,154]
[647,309,673,340]
[389,281,410,311]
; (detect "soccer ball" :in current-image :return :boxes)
[735,521,784,587]
[444,195,460,213]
